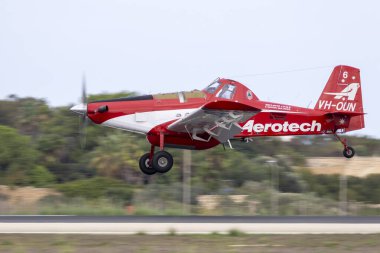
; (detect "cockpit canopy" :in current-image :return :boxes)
[203,78,258,101]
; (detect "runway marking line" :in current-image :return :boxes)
[229,244,284,247]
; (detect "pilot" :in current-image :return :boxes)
[220,84,235,99]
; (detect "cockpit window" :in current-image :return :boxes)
[204,79,221,94]
[216,84,236,99]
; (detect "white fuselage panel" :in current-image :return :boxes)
[101,108,197,134]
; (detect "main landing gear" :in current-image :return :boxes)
[139,144,174,175]
[334,133,355,159]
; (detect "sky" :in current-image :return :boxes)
[0,0,379,138]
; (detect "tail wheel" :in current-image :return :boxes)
[152,151,174,173]
[139,153,156,175]
[343,146,355,159]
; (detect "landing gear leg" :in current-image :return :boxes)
[149,145,155,161]
[334,133,355,159]
[159,131,164,151]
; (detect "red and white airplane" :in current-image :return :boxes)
[71,65,365,175]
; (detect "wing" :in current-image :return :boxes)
[168,101,260,143]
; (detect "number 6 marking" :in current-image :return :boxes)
[343,71,348,79]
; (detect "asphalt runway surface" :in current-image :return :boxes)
[0,216,380,234]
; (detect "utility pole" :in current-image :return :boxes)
[267,160,278,215]
[339,161,349,216]
[183,149,191,214]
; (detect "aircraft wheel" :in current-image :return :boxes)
[139,153,156,175]
[152,151,173,173]
[343,146,355,159]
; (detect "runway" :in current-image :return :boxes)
[0,216,380,234]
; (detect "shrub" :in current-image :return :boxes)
[56,177,133,202]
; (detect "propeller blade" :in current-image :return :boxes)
[82,74,87,105]
[80,115,88,149]
[77,73,89,149]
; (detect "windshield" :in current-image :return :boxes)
[203,78,221,94]
[216,84,236,99]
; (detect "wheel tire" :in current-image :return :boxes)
[152,151,174,173]
[139,153,156,175]
[343,146,355,159]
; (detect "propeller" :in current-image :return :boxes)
[70,75,89,148]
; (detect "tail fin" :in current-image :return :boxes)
[315,65,365,131]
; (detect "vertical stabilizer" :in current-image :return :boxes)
[315,65,364,131]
